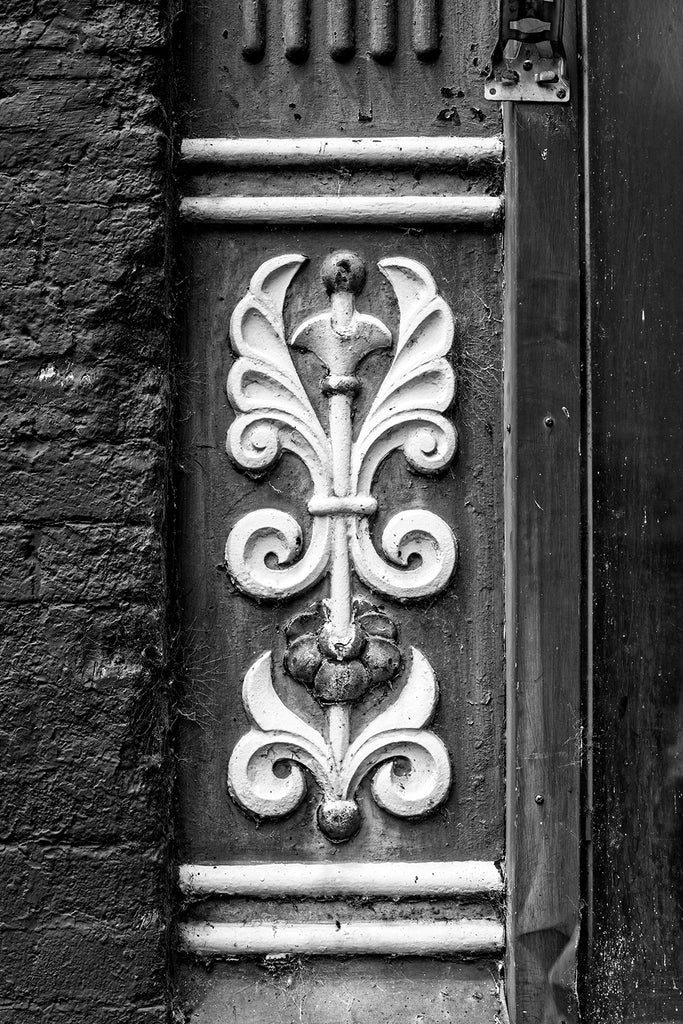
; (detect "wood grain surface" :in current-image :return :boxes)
[583,1,683,1019]
[503,9,583,1017]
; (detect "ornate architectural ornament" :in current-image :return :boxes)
[224,251,458,841]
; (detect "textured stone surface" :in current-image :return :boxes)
[0,1,171,1018]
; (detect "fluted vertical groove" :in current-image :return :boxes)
[413,0,440,61]
[238,0,443,70]
[370,0,397,64]
[284,0,310,63]
[328,0,355,62]
[242,0,266,62]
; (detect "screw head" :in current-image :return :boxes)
[523,59,533,71]
[535,794,545,805]
[544,415,554,428]
[557,88,567,99]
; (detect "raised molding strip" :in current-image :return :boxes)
[329,0,355,62]
[413,0,441,61]
[242,0,266,63]
[179,919,504,958]
[180,195,503,226]
[369,0,397,64]
[180,135,503,167]
[283,0,309,64]
[179,861,504,899]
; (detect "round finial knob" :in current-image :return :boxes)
[321,251,366,295]
[317,799,362,842]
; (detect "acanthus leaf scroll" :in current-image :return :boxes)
[224,251,458,841]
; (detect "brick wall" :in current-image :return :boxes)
[0,3,171,1020]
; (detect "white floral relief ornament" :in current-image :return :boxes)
[224,251,458,842]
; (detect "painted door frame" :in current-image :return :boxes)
[175,3,586,1020]
[503,12,583,1021]
[501,3,583,1018]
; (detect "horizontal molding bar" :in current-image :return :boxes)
[181,136,503,168]
[180,195,503,227]
[179,860,504,899]
[179,919,504,958]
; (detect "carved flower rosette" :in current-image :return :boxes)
[223,250,458,842]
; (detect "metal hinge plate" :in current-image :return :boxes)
[485,0,570,103]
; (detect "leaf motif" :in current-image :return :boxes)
[346,648,439,754]
[227,254,331,482]
[225,256,336,599]
[227,653,336,816]
[242,652,328,756]
[368,299,454,416]
[351,257,456,490]
[228,254,304,368]
[346,257,458,601]
[339,648,451,815]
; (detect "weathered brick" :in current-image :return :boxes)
[0,1007,167,1024]
[0,440,165,521]
[0,602,163,680]
[36,524,161,603]
[0,842,165,928]
[0,686,167,844]
[0,361,167,443]
[0,526,37,601]
[0,0,170,1013]
[0,920,165,1004]
[0,606,168,844]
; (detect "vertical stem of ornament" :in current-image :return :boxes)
[329,516,352,641]
[325,396,353,761]
[327,512,353,767]
[323,289,357,764]
[328,703,350,770]
[327,388,353,643]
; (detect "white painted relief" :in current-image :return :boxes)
[224,251,458,841]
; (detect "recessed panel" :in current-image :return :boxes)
[176,226,504,865]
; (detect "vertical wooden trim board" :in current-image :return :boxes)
[503,5,583,1021]
[581,1,683,1015]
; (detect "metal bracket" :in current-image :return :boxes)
[485,0,570,103]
